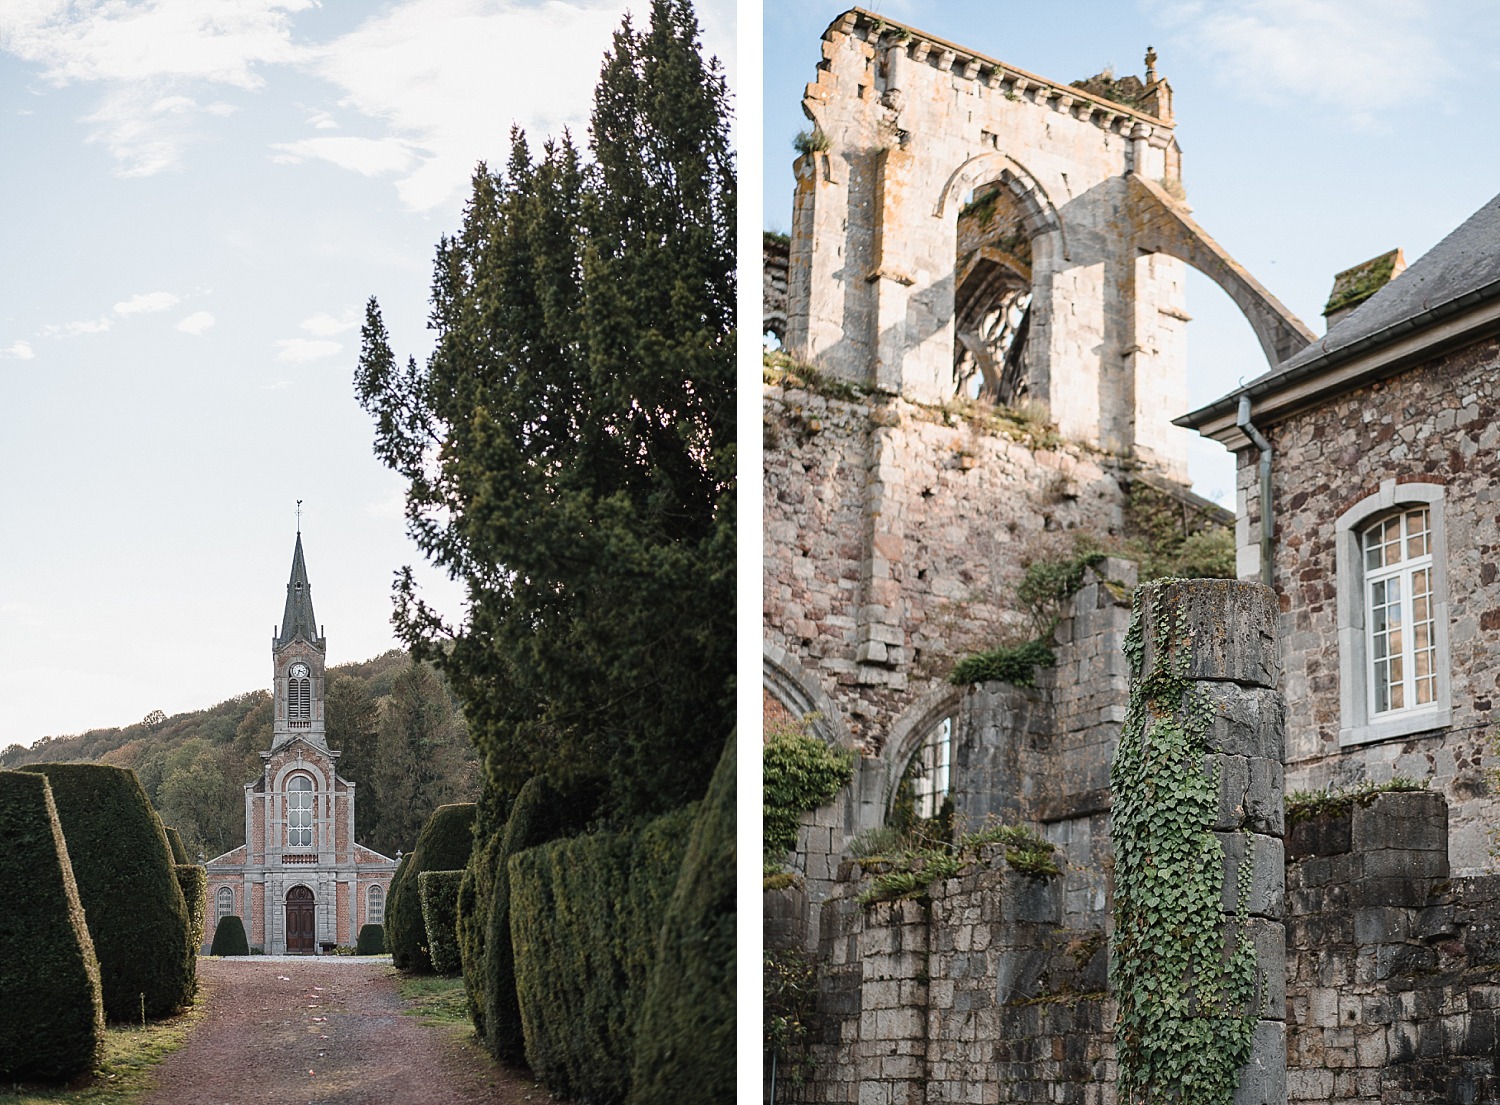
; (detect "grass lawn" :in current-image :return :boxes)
[0,986,207,1105]
[396,973,470,1027]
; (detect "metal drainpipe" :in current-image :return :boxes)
[1236,394,1274,589]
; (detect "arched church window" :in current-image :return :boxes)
[216,886,234,919]
[368,884,385,926]
[287,774,314,850]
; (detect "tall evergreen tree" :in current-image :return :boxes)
[326,674,380,841]
[371,660,472,855]
[355,0,733,823]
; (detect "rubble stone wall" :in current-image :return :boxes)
[764,380,1128,757]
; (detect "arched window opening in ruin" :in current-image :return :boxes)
[892,716,953,833]
[954,183,1033,405]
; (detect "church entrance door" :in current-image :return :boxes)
[286,886,315,953]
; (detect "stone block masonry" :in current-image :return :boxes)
[800,857,1113,1105]
[1284,789,1500,1103]
[764,379,1129,757]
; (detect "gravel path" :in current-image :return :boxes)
[143,958,553,1105]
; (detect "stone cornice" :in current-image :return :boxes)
[831,7,1176,132]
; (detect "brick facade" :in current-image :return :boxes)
[204,535,396,953]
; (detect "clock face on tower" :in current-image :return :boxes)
[289,662,310,679]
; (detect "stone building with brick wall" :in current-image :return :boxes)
[204,533,397,953]
[1179,192,1500,875]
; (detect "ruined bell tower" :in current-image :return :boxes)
[785,8,1310,479]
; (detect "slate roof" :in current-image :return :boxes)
[277,532,319,645]
[1178,189,1500,431]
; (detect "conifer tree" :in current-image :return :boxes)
[355,0,733,823]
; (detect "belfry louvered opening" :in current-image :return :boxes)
[288,675,312,728]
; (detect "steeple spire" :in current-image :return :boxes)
[277,531,319,645]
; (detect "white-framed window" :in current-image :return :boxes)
[368,884,385,926]
[911,716,952,820]
[216,886,234,919]
[1337,480,1450,745]
[286,774,314,849]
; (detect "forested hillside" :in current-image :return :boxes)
[0,650,478,861]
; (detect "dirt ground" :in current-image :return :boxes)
[142,958,554,1105]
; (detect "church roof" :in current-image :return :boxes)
[277,532,319,646]
[1178,190,1500,441]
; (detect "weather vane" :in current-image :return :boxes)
[296,499,302,534]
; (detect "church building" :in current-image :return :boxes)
[204,533,398,954]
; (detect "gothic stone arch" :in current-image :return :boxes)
[785,9,1312,481]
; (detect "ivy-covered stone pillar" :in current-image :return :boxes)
[1111,579,1285,1105]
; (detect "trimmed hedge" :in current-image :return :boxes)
[455,834,495,1038]
[385,854,414,968]
[627,732,735,1105]
[510,804,696,1105]
[21,764,195,1020]
[176,865,208,953]
[210,916,250,957]
[388,803,475,972]
[356,923,385,955]
[163,824,190,865]
[479,776,575,1063]
[0,770,104,1080]
[419,870,464,975]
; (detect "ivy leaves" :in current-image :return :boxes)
[1111,584,1256,1104]
[762,723,854,865]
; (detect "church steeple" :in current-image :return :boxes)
[270,529,328,751]
[277,532,320,646]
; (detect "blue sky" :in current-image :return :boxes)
[0,0,735,749]
[764,0,1500,506]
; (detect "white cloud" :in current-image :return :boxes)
[39,315,111,337]
[0,340,35,360]
[176,310,215,335]
[1,1,310,174]
[305,108,338,130]
[274,337,340,362]
[299,0,626,211]
[115,291,180,316]
[271,135,419,177]
[0,1,313,88]
[82,85,245,175]
[1150,0,1450,122]
[299,309,359,337]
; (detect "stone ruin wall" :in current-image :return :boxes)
[765,378,1143,932]
[1250,336,1500,871]
[764,380,1129,758]
[778,786,1500,1105]
[787,10,1191,482]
